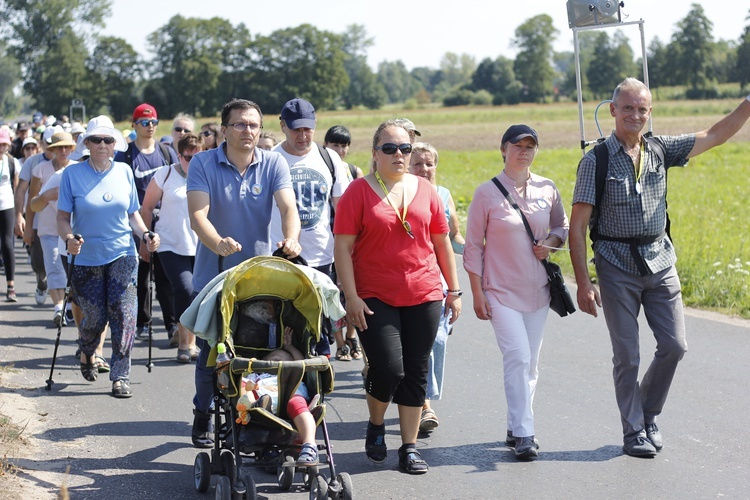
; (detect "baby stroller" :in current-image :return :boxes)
[189,255,353,499]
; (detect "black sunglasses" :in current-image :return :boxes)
[201,130,214,137]
[173,127,191,133]
[88,136,116,145]
[135,119,159,127]
[181,154,193,162]
[375,143,412,155]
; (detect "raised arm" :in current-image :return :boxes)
[688,96,750,158]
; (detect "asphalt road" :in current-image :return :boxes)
[2,241,750,499]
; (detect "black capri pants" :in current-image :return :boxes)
[359,298,442,407]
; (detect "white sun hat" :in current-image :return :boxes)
[82,115,127,152]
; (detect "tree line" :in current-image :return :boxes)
[1,1,748,121]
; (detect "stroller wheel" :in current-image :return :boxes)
[215,475,231,500]
[303,466,319,490]
[277,455,295,491]
[337,472,354,500]
[309,474,328,500]
[194,452,211,493]
[239,473,257,500]
[220,449,236,485]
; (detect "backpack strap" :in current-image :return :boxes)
[316,144,336,230]
[157,142,173,166]
[4,153,16,194]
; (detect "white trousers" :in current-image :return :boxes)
[488,297,548,438]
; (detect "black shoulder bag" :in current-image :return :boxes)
[491,177,576,317]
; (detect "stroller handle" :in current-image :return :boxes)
[230,355,330,375]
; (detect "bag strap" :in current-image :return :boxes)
[316,143,336,230]
[490,177,536,244]
[491,176,557,277]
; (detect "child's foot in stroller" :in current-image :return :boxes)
[253,394,273,412]
[398,444,429,474]
[296,443,319,466]
[192,408,214,448]
[365,421,387,464]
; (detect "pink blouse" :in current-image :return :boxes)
[463,171,569,312]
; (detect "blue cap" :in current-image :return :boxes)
[501,124,539,146]
[280,98,316,130]
[160,135,173,144]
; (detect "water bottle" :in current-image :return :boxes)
[268,323,277,349]
[216,342,231,390]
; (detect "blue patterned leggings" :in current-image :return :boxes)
[71,255,138,382]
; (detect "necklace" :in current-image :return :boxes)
[175,163,187,178]
[89,159,111,173]
[374,171,414,239]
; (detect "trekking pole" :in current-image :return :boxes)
[46,234,82,390]
[146,231,155,373]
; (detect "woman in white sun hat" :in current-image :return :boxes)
[57,115,160,398]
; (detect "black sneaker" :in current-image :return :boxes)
[513,436,539,461]
[365,422,387,464]
[65,308,75,325]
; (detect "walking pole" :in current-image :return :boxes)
[46,234,82,390]
[146,231,155,373]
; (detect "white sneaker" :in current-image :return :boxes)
[53,310,64,327]
[35,288,48,305]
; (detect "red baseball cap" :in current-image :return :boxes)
[132,103,158,122]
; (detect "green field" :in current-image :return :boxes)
[119,98,750,318]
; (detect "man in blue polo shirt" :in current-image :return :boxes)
[186,98,301,448]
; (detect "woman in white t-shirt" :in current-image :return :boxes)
[28,132,77,324]
[141,133,202,363]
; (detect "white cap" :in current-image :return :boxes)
[82,115,127,152]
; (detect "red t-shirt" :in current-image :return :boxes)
[334,176,449,307]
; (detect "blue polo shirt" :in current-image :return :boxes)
[187,143,292,292]
[57,160,140,267]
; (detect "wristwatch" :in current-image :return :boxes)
[447,289,463,297]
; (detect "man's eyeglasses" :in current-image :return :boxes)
[173,127,191,133]
[135,119,159,127]
[225,122,261,132]
[88,136,116,145]
[181,154,194,162]
[374,143,412,155]
[201,131,214,137]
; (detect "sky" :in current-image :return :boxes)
[105,0,749,70]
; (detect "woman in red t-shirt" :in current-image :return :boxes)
[333,120,461,475]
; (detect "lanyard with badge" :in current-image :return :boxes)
[634,141,645,195]
[374,171,414,239]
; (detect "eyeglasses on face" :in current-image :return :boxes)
[181,154,194,162]
[173,127,191,133]
[225,122,261,132]
[87,136,116,145]
[201,130,214,137]
[374,143,412,155]
[135,119,159,127]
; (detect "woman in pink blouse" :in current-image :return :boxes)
[463,124,569,461]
